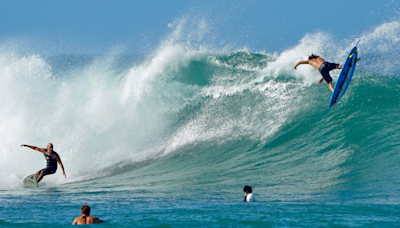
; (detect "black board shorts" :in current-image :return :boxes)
[318,62,339,83]
[37,167,57,175]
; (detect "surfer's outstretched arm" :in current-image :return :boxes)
[293,60,309,70]
[21,144,46,154]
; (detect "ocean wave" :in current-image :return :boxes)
[0,18,399,198]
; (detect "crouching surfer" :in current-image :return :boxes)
[21,143,66,183]
[243,185,255,202]
[293,54,343,92]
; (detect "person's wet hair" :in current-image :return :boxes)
[81,205,91,215]
[308,54,319,60]
[243,185,253,193]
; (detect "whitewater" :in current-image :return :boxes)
[1,18,400,227]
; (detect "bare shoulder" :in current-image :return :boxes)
[90,216,105,224]
[72,216,85,225]
[53,151,61,158]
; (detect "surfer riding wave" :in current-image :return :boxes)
[21,143,66,183]
[293,54,342,92]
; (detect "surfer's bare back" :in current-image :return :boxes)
[293,54,342,92]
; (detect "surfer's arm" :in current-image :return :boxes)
[293,60,309,70]
[55,153,66,178]
[20,144,46,153]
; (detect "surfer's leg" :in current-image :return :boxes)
[319,70,333,92]
[37,169,48,183]
[325,62,340,71]
[324,63,338,92]
[35,169,44,181]
[328,82,334,92]
[319,63,333,85]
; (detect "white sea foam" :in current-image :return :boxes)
[0,17,212,189]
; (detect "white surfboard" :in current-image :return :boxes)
[22,174,38,188]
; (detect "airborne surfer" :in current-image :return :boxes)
[293,54,342,92]
[21,143,66,183]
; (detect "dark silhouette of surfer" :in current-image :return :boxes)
[243,185,255,202]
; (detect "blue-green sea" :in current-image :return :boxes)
[1,19,400,227]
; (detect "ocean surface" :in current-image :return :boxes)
[1,19,400,227]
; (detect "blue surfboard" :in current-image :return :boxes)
[329,46,359,108]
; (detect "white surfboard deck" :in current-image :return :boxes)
[22,174,38,188]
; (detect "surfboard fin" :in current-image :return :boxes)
[356,58,361,63]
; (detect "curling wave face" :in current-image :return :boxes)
[0,19,399,204]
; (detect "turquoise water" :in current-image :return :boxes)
[1,19,400,227]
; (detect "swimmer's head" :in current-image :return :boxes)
[81,205,91,215]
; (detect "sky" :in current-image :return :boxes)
[0,0,399,54]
